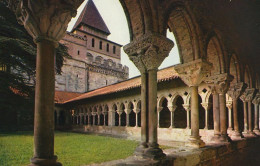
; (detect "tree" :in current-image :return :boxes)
[0,1,70,130]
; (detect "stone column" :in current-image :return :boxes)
[253,93,260,135]
[118,111,122,126]
[97,113,101,126]
[201,103,211,130]
[124,33,173,159]
[125,109,130,127]
[226,101,233,130]
[240,88,255,137]
[175,59,212,148]
[103,112,107,126]
[205,73,233,143]
[168,105,177,128]
[16,1,82,165]
[157,107,163,128]
[183,104,191,129]
[88,113,91,125]
[108,105,115,126]
[92,113,96,126]
[134,108,140,127]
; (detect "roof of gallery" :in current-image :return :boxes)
[72,0,111,35]
[60,66,180,104]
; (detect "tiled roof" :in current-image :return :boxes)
[72,0,110,35]
[55,91,82,104]
[64,66,179,104]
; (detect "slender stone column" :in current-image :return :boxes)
[240,88,255,137]
[134,108,140,127]
[157,107,163,128]
[88,113,91,125]
[125,109,130,127]
[206,73,233,143]
[108,105,115,126]
[92,114,96,126]
[175,59,212,148]
[227,82,247,139]
[103,112,107,126]
[226,102,233,130]
[118,111,122,126]
[201,103,211,130]
[253,93,260,135]
[124,33,173,159]
[97,114,101,126]
[168,105,177,128]
[183,104,191,129]
[16,1,82,165]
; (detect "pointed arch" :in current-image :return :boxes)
[244,65,252,88]
[229,53,241,83]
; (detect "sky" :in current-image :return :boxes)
[67,0,180,78]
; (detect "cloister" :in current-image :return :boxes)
[9,0,260,165]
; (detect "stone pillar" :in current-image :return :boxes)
[16,1,82,165]
[168,105,177,128]
[103,112,107,126]
[108,107,115,126]
[201,103,211,130]
[97,114,101,126]
[88,113,91,125]
[92,113,96,126]
[125,109,130,127]
[226,101,233,130]
[183,104,191,129]
[118,111,122,126]
[157,107,163,128]
[253,93,260,135]
[205,73,233,143]
[134,108,140,127]
[175,59,212,148]
[124,33,173,159]
[240,88,255,137]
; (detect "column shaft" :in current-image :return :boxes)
[205,110,208,129]
[213,93,220,136]
[233,99,240,132]
[170,111,174,128]
[119,114,121,126]
[136,112,138,127]
[34,40,55,159]
[186,110,190,129]
[148,69,158,146]
[254,104,259,130]
[243,102,248,132]
[219,94,227,135]
[248,101,253,132]
[126,113,130,127]
[190,86,199,138]
[98,115,100,125]
[228,108,232,129]
[141,73,148,145]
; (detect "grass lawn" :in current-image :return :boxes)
[0,131,139,166]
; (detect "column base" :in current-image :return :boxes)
[210,135,223,143]
[29,156,62,166]
[135,143,166,160]
[243,130,256,137]
[227,127,233,131]
[253,129,260,135]
[186,136,205,148]
[230,131,244,140]
[219,134,232,143]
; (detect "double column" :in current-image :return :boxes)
[240,88,256,137]
[16,0,83,165]
[175,59,212,148]
[206,73,233,143]
[124,33,174,159]
[253,92,260,135]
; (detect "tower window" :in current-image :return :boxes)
[106,43,109,52]
[0,64,6,71]
[77,50,80,55]
[99,41,102,50]
[113,46,116,54]
[92,38,95,47]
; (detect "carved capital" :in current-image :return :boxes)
[174,59,212,86]
[226,101,233,110]
[205,73,234,94]
[227,82,247,100]
[201,102,212,111]
[182,104,190,111]
[16,0,83,45]
[168,105,177,112]
[253,92,260,105]
[240,88,256,102]
[124,33,174,72]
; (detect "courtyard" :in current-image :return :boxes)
[0,131,138,166]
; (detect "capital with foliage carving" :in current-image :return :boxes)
[227,82,247,100]
[124,33,174,72]
[174,59,212,87]
[240,88,256,102]
[205,73,234,95]
[16,0,83,46]
[253,92,260,105]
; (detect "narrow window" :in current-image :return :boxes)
[106,80,108,85]
[92,38,95,47]
[77,50,80,55]
[113,46,116,54]
[106,43,109,52]
[99,41,102,50]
